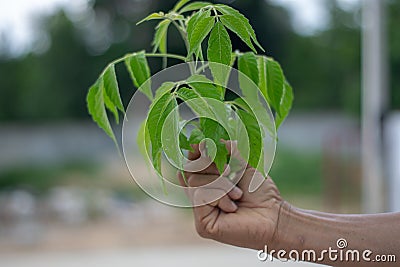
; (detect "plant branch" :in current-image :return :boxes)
[171,20,190,56]
[145,53,187,61]
[170,19,196,74]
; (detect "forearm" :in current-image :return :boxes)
[270,202,400,266]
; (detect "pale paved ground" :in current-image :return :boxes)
[1,245,328,267]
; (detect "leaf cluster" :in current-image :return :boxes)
[87,0,294,177]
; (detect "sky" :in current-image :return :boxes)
[0,0,89,56]
[271,0,360,34]
[0,0,360,57]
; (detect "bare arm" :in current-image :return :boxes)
[182,143,400,267]
[274,203,400,266]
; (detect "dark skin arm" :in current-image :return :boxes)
[179,143,400,266]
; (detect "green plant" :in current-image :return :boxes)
[86,0,293,178]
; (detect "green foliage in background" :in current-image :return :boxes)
[1,0,400,123]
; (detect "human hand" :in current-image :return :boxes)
[178,141,284,250]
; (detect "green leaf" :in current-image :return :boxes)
[125,51,152,100]
[186,11,202,39]
[179,132,194,151]
[201,118,229,174]
[215,4,264,52]
[266,57,284,115]
[137,12,165,25]
[189,127,205,144]
[207,22,232,86]
[137,120,151,164]
[177,87,232,134]
[208,22,232,66]
[155,82,176,99]
[176,87,214,118]
[238,52,259,100]
[179,2,212,13]
[187,75,223,101]
[238,52,259,85]
[87,79,117,144]
[236,109,264,172]
[257,56,269,102]
[220,14,256,53]
[153,20,170,54]
[161,98,182,167]
[173,0,191,12]
[103,64,124,113]
[146,93,176,174]
[177,86,233,140]
[103,89,119,124]
[275,81,294,129]
[233,96,275,141]
[188,11,215,55]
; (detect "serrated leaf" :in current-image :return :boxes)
[238,52,259,85]
[275,81,294,129]
[179,132,193,151]
[137,120,151,164]
[257,56,269,102]
[153,20,170,54]
[176,87,214,118]
[238,52,259,100]
[103,64,124,113]
[146,93,176,174]
[186,74,213,84]
[179,2,212,13]
[161,98,182,167]
[155,82,176,99]
[266,58,284,116]
[208,22,232,86]
[233,96,275,141]
[236,109,263,172]
[87,79,117,144]
[188,11,215,55]
[220,14,256,53]
[125,51,152,100]
[215,4,264,52]
[187,75,223,100]
[173,0,191,12]
[201,118,229,173]
[187,10,203,39]
[189,127,205,144]
[137,12,165,25]
[208,22,231,66]
[103,89,119,124]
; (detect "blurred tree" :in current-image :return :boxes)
[282,0,362,114]
[388,0,400,110]
[0,0,398,122]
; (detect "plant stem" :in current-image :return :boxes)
[145,53,187,61]
[100,52,187,77]
[171,20,190,56]
[170,20,195,74]
[195,63,209,74]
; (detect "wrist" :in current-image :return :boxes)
[269,200,293,250]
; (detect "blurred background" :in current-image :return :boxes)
[0,0,399,266]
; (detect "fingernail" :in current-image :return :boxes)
[232,186,243,198]
[231,201,238,211]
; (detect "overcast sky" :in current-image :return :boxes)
[0,0,360,57]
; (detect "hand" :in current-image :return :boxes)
[178,141,284,250]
